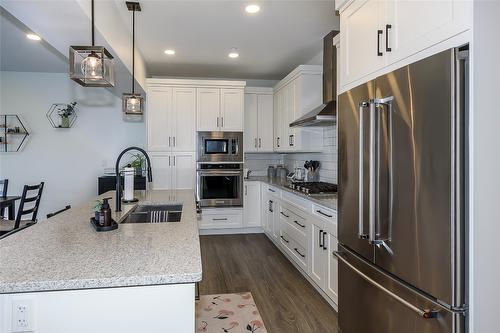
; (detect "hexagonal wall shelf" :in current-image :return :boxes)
[0,115,29,152]
[47,102,78,128]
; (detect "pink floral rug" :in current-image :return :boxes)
[195,292,268,333]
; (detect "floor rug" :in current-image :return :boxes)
[196,292,268,333]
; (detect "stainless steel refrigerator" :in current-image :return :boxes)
[336,47,469,333]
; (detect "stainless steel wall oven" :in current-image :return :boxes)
[196,163,243,207]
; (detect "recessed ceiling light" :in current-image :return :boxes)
[164,49,175,55]
[26,33,41,41]
[228,49,239,58]
[245,4,260,14]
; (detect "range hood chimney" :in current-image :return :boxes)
[290,30,339,127]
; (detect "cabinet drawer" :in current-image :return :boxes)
[265,185,281,198]
[312,204,337,236]
[199,210,243,229]
[279,207,308,248]
[280,231,307,270]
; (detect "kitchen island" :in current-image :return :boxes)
[0,189,201,333]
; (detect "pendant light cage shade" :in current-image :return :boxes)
[69,46,115,87]
[122,93,144,115]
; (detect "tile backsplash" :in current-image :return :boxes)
[245,125,337,183]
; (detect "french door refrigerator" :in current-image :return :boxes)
[336,47,468,333]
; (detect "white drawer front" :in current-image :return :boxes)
[280,230,307,270]
[312,204,337,235]
[199,211,243,229]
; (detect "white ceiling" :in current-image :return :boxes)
[0,7,67,73]
[118,0,339,80]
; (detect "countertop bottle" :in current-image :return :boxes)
[100,197,113,226]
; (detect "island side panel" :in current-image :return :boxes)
[0,283,195,333]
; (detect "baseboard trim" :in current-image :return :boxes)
[199,227,264,235]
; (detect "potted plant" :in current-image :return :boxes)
[57,102,77,128]
[93,199,103,222]
[130,153,145,176]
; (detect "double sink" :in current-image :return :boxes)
[121,204,183,223]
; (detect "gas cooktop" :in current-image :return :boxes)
[287,181,338,196]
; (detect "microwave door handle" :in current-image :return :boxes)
[359,102,369,240]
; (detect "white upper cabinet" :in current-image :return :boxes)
[171,88,196,152]
[385,0,471,65]
[221,89,244,131]
[147,87,172,152]
[244,93,258,152]
[257,94,274,152]
[244,88,274,153]
[338,0,472,89]
[340,0,386,86]
[273,65,323,152]
[196,88,221,131]
[196,84,245,132]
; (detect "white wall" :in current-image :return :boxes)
[0,71,145,220]
[470,1,500,331]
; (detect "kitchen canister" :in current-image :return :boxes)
[267,166,276,180]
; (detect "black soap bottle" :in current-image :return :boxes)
[100,197,113,226]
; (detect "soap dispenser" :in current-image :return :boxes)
[100,197,114,226]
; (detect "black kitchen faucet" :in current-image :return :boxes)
[115,147,153,212]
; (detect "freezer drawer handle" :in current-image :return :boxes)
[333,251,439,319]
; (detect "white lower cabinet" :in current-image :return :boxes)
[199,208,243,229]
[150,152,195,190]
[243,181,261,227]
[257,182,338,308]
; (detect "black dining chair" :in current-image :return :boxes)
[46,205,71,219]
[0,179,8,218]
[0,182,44,236]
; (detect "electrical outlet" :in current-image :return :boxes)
[11,299,35,332]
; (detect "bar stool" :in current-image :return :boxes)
[0,182,44,236]
[0,179,8,218]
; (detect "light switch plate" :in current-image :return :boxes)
[11,299,35,332]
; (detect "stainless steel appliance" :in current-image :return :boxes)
[197,131,243,163]
[290,30,339,127]
[196,163,243,207]
[287,181,337,196]
[336,47,468,333]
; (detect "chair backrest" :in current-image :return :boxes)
[46,205,71,219]
[15,182,44,229]
[0,179,8,198]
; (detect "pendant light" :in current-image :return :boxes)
[122,1,144,115]
[69,0,115,87]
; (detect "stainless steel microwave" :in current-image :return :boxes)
[197,131,243,163]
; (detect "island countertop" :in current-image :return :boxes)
[0,190,202,294]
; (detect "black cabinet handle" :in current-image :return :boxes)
[280,235,290,243]
[294,248,306,258]
[294,220,305,228]
[212,218,228,221]
[377,30,383,56]
[385,24,392,52]
[280,211,290,218]
[316,210,333,218]
[319,230,324,248]
[268,188,276,193]
[322,231,327,250]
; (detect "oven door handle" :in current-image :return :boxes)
[197,171,242,176]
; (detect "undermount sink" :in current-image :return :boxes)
[122,204,183,223]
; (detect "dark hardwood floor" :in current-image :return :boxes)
[199,233,339,333]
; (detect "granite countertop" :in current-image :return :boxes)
[245,176,338,211]
[0,190,202,294]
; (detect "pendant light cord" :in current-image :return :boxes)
[132,7,135,94]
[91,0,95,46]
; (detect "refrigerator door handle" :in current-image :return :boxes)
[368,101,377,244]
[333,250,439,319]
[358,101,370,240]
